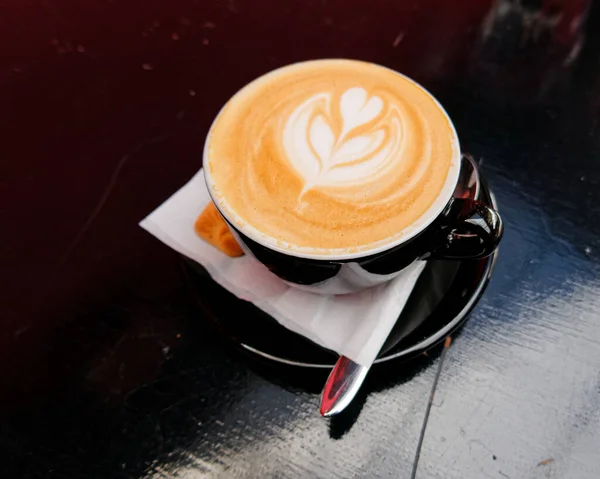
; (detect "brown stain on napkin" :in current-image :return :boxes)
[194,203,244,257]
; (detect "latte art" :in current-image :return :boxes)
[205,60,460,256]
[284,87,402,197]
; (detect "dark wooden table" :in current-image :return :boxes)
[2,1,600,477]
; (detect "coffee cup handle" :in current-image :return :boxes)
[428,198,503,260]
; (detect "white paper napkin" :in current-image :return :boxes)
[140,170,426,368]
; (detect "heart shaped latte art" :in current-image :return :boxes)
[283,87,403,196]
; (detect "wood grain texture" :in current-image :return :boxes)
[1,0,599,478]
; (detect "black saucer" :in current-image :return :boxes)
[182,170,498,368]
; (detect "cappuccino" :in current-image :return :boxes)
[205,60,460,257]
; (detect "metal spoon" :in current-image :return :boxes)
[320,355,369,417]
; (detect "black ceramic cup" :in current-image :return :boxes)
[204,153,502,295]
[203,62,502,294]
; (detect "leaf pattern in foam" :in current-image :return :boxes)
[284,87,396,195]
[339,87,383,138]
[329,130,385,168]
[309,114,334,167]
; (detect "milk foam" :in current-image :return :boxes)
[204,60,460,258]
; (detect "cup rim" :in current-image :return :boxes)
[203,59,461,261]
